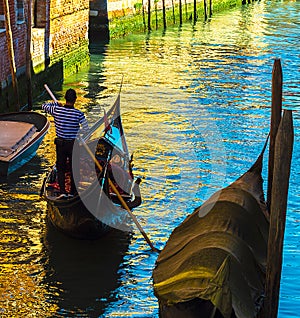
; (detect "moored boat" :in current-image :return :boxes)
[0,111,50,176]
[40,93,142,240]
[152,140,269,318]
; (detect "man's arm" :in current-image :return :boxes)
[42,101,60,115]
[80,114,89,133]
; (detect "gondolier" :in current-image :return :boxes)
[42,88,89,199]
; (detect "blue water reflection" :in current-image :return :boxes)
[0,0,299,317]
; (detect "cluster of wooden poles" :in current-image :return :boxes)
[142,0,256,31]
[142,0,213,31]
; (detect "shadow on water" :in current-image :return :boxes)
[0,155,45,186]
[41,223,131,317]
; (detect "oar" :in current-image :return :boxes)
[79,136,159,252]
[44,84,58,102]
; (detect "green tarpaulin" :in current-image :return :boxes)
[153,158,269,318]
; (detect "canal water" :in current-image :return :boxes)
[1,0,299,317]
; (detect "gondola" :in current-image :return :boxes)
[40,93,142,240]
[0,111,50,176]
[152,140,270,318]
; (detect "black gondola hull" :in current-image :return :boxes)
[46,197,112,240]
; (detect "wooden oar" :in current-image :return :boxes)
[44,84,58,102]
[79,136,159,252]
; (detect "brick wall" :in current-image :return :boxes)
[0,0,27,88]
[0,0,89,89]
[49,0,89,64]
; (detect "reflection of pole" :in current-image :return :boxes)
[3,0,20,111]
[263,110,294,318]
[267,59,282,210]
[26,0,33,110]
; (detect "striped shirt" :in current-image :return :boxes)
[42,102,89,139]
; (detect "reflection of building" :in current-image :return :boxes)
[0,0,89,103]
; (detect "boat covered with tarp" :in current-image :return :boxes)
[0,111,50,176]
[41,92,142,239]
[152,141,270,318]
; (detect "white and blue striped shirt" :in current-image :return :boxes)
[42,102,89,139]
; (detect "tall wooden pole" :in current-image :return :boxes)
[193,0,197,23]
[204,0,207,20]
[209,0,212,17]
[142,0,146,31]
[179,0,182,25]
[3,0,20,111]
[154,0,158,29]
[263,110,294,318]
[162,0,166,29]
[26,0,33,110]
[147,0,151,31]
[267,58,282,210]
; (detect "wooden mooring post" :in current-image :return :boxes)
[162,0,166,29]
[193,0,197,23]
[261,59,294,318]
[3,0,20,111]
[267,58,283,209]
[179,0,183,25]
[147,0,151,31]
[26,0,33,110]
[204,0,207,20]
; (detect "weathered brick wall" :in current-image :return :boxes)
[0,0,27,88]
[35,0,47,27]
[0,0,89,89]
[49,0,89,65]
[31,28,45,69]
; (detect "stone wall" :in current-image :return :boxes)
[0,0,89,111]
